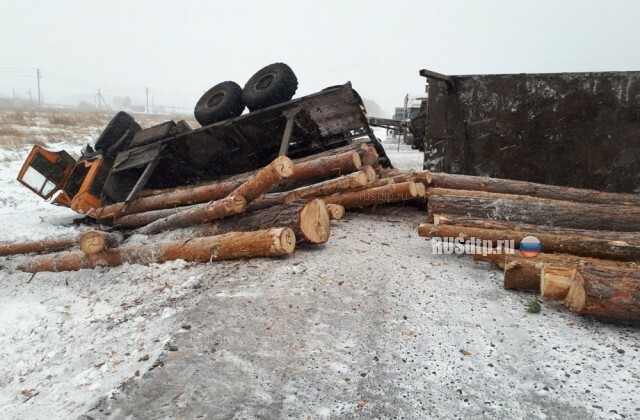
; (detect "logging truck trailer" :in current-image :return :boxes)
[417,69,640,193]
[17,76,389,217]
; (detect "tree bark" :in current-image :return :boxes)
[541,263,640,321]
[503,253,636,291]
[430,172,640,206]
[279,151,362,188]
[136,195,247,235]
[229,156,293,202]
[387,170,432,186]
[323,181,418,209]
[418,223,640,261]
[427,193,640,232]
[213,199,330,244]
[0,237,76,256]
[434,214,640,243]
[79,230,124,255]
[246,169,370,212]
[359,146,379,167]
[19,228,296,273]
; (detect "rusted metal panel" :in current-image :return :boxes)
[421,70,640,193]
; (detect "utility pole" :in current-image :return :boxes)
[152,95,155,115]
[12,87,15,99]
[145,87,150,114]
[36,68,42,106]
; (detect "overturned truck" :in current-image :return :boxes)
[416,69,640,193]
[17,63,389,217]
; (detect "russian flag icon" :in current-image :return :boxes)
[519,235,541,258]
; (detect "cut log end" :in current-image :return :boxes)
[79,231,107,255]
[351,151,362,170]
[361,166,378,183]
[417,223,437,238]
[541,266,578,301]
[228,194,248,212]
[299,199,331,244]
[326,204,345,220]
[415,183,426,198]
[273,227,297,254]
[273,156,294,178]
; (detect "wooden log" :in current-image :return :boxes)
[426,193,640,232]
[96,151,359,221]
[507,253,636,289]
[430,172,640,206]
[389,170,432,186]
[290,170,369,200]
[326,204,345,220]
[359,146,379,167]
[360,165,378,183]
[541,263,640,321]
[290,139,370,163]
[323,181,418,209]
[213,199,330,244]
[19,228,296,273]
[137,195,247,235]
[434,214,640,243]
[0,237,77,256]
[418,223,640,261]
[79,230,124,255]
[280,150,362,188]
[229,156,293,202]
[247,169,370,212]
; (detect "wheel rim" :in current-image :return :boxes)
[207,92,226,107]
[255,73,275,91]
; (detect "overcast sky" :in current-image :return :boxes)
[1,0,639,116]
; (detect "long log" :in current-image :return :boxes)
[79,230,124,255]
[96,151,360,221]
[426,193,640,232]
[246,169,370,212]
[0,237,77,256]
[229,156,293,202]
[18,228,296,273]
[388,170,432,186]
[503,253,636,291]
[323,182,418,209]
[210,199,330,244]
[279,151,362,188]
[418,223,640,261]
[541,263,640,321]
[137,195,247,235]
[434,214,640,243]
[430,172,640,206]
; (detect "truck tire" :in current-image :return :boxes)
[94,111,141,153]
[242,63,298,111]
[194,81,245,126]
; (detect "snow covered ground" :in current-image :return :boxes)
[0,119,639,419]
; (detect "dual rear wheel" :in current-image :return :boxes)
[193,63,298,127]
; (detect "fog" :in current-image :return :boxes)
[1,0,639,117]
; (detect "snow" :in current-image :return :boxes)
[0,124,639,419]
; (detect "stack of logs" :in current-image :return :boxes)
[417,174,640,322]
[4,140,638,323]
[3,140,430,274]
